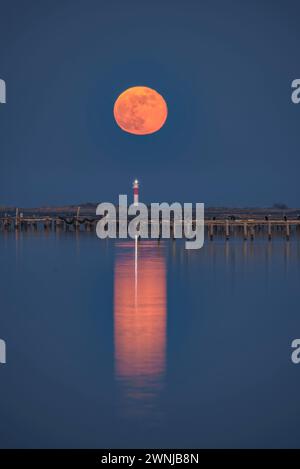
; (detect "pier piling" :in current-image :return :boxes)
[268,222,272,241]
[225,220,230,240]
[243,222,248,241]
[286,222,290,241]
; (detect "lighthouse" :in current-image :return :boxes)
[133,179,139,206]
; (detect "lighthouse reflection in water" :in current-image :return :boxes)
[114,240,167,420]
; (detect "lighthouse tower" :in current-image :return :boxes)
[133,179,139,206]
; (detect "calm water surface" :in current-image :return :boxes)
[1,232,300,448]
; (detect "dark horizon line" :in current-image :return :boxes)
[0,203,298,212]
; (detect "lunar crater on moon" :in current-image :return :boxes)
[113,86,168,135]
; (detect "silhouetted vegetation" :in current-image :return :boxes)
[272,203,288,210]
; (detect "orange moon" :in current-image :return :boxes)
[113,86,168,135]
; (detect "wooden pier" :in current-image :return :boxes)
[1,214,300,241]
[204,219,299,241]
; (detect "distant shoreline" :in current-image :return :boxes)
[0,204,299,220]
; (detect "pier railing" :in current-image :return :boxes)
[1,216,300,241]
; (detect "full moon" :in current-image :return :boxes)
[113,86,168,135]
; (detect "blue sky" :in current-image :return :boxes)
[0,0,299,207]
